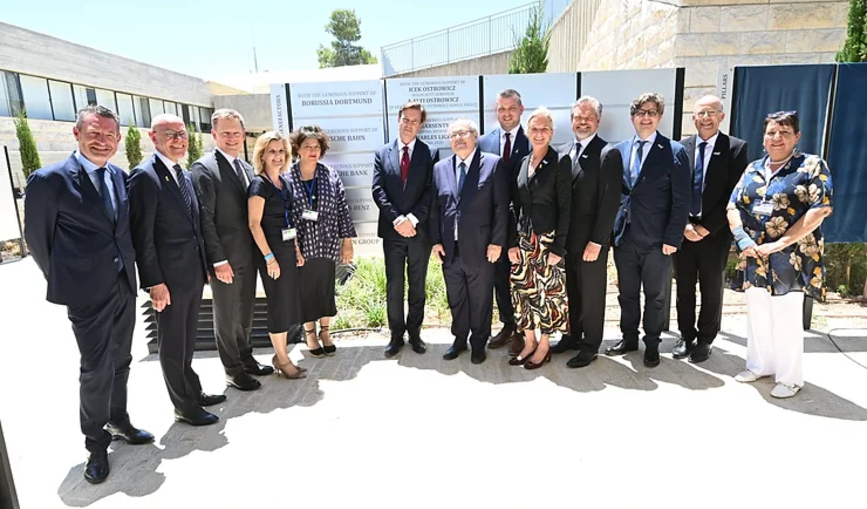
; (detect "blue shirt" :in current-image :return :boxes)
[75,150,117,212]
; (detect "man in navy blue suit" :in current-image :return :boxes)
[24,105,153,484]
[430,119,509,365]
[478,89,531,355]
[129,114,226,427]
[606,93,690,368]
[373,101,439,358]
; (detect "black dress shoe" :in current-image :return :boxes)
[384,337,404,358]
[689,342,713,363]
[672,338,695,359]
[244,360,275,376]
[471,350,486,364]
[644,347,660,368]
[409,337,426,354]
[566,351,598,368]
[488,323,516,349]
[84,450,109,484]
[443,344,467,360]
[605,339,639,356]
[226,372,261,391]
[106,421,154,445]
[174,407,219,426]
[197,392,227,407]
[551,335,581,354]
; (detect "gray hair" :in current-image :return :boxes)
[497,89,523,107]
[630,92,665,116]
[76,105,120,133]
[448,118,479,135]
[211,108,246,130]
[527,107,555,129]
[572,96,603,119]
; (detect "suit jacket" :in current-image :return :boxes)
[429,150,509,268]
[557,135,621,253]
[24,153,136,306]
[612,132,691,249]
[190,151,256,272]
[510,146,573,257]
[682,132,749,238]
[129,154,208,293]
[372,138,439,242]
[478,125,531,179]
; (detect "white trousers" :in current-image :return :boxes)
[744,287,805,387]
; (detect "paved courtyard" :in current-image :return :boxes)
[2,257,867,508]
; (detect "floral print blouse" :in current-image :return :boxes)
[727,152,833,301]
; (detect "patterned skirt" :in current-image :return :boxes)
[510,225,569,335]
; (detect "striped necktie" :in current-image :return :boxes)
[173,164,193,216]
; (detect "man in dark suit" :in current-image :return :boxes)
[191,109,273,392]
[24,105,153,484]
[430,119,509,365]
[673,95,748,363]
[478,88,531,355]
[607,93,690,368]
[552,97,622,368]
[373,101,439,358]
[129,114,226,427]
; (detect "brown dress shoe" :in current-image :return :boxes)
[508,333,525,357]
[488,323,517,349]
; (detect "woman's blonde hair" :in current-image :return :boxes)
[252,131,291,175]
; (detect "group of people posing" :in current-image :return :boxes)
[23,88,832,485]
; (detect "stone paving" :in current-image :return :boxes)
[2,257,867,508]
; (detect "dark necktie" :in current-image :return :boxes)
[630,140,647,186]
[457,162,467,195]
[95,167,115,222]
[692,141,707,216]
[503,132,512,166]
[400,146,410,188]
[233,159,247,188]
[173,164,193,217]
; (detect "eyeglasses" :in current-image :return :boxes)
[767,110,797,117]
[400,117,421,126]
[161,129,188,140]
[634,109,660,118]
[694,110,719,119]
[449,130,473,139]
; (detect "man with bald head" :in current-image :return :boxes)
[673,95,748,363]
[129,115,225,426]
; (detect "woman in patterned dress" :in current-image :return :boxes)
[287,126,357,358]
[726,111,833,399]
[507,107,572,370]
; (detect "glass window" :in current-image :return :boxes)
[19,75,52,120]
[48,80,75,121]
[133,96,151,128]
[72,85,91,111]
[180,104,191,126]
[164,101,178,116]
[0,71,13,117]
[199,107,213,132]
[116,93,135,126]
[95,89,116,112]
[190,106,200,132]
[149,99,164,121]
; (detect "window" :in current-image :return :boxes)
[48,80,75,121]
[133,96,151,128]
[116,93,135,126]
[163,101,178,116]
[95,89,116,112]
[0,71,18,117]
[72,85,96,111]
[190,106,200,132]
[149,99,164,121]
[19,75,52,120]
[199,107,213,132]
[181,104,191,126]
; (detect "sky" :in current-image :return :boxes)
[1,0,532,82]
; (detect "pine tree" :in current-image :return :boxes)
[14,109,41,180]
[186,124,203,168]
[837,0,867,62]
[317,9,378,68]
[125,126,143,169]
[509,3,551,74]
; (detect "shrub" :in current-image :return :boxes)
[125,126,143,169]
[14,109,41,180]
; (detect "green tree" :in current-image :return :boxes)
[125,126,143,169]
[14,109,41,180]
[317,9,378,68]
[186,124,203,168]
[508,3,551,74]
[837,0,867,62]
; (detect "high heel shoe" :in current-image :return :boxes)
[320,325,336,356]
[524,350,552,370]
[509,348,537,366]
[272,354,306,373]
[305,327,325,358]
[272,355,307,380]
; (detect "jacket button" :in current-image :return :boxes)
[113,257,119,263]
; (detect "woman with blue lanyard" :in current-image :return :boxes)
[288,126,357,358]
[248,131,307,379]
[726,111,833,399]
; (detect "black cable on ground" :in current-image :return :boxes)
[823,328,867,371]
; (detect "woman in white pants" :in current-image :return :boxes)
[726,111,833,398]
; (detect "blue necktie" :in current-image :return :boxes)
[691,141,707,216]
[96,167,116,222]
[457,162,467,195]
[631,140,646,186]
[173,164,193,217]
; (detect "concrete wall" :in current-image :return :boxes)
[213,94,273,132]
[389,51,513,78]
[548,0,605,72]
[0,22,212,106]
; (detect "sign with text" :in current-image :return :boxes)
[269,83,290,136]
[289,80,383,120]
[482,73,578,145]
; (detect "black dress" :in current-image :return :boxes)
[248,174,301,333]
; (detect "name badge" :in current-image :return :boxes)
[753,202,773,217]
[282,228,297,241]
[302,210,319,222]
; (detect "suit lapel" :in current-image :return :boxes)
[407,140,425,188]
[703,133,729,196]
[567,141,582,180]
[154,156,194,225]
[389,140,400,180]
[517,153,529,190]
[71,155,116,225]
[634,135,665,189]
[445,155,459,202]
[620,143,631,189]
[684,135,697,173]
[215,151,247,197]
[461,151,481,202]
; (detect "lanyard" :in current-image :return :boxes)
[302,176,317,210]
[263,173,292,228]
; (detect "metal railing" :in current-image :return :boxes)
[381,0,573,76]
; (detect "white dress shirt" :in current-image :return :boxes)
[393,138,420,227]
[499,126,520,157]
[154,150,183,184]
[694,132,718,191]
[629,131,658,174]
[453,149,476,240]
[572,133,597,161]
[75,150,117,212]
[216,147,248,187]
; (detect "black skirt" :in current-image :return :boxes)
[298,257,338,322]
[257,236,302,333]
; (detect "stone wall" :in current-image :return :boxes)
[389,51,513,78]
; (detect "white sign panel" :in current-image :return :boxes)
[306,116,385,154]
[320,153,374,188]
[269,83,290,136]
[351,221,381,258]
[482,73,578,144]
[716,67,734,134]
[581,69,679,143]
[289,80,383,120]
[344,187,378,224]
[0,147,22,242]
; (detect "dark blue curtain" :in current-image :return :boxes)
[731,65,834,163]
[824,63,867,242]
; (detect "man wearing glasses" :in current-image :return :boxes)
[672,95,748,363]
[372,101,439,358]
[430,119,509,365]
[129,114,226,426]
[607,93,690,368]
